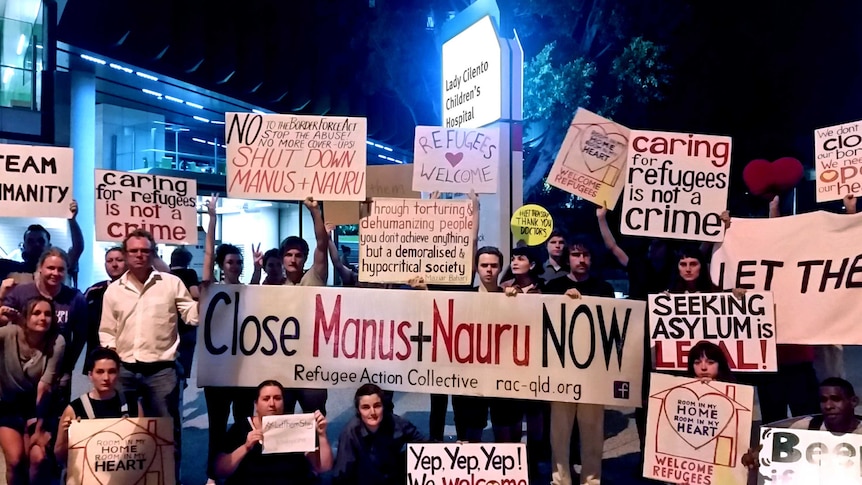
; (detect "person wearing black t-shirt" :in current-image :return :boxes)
[55,348,142,466]
[82,247,127,367]
[544,242,613,485]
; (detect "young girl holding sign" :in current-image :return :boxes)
[686,341,734,382]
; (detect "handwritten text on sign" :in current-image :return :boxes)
[67,417,175,485]
[412,126,499,194]
[95,170,197,244]
[196,285,645,406]
[407,443,528,485]
[261,413,316,454]
[225,113,367,201]
[814,119,862,202]
[548,108,631,209]
[649,292,777,372]
[622,131,732,242]
[711,211,862,344]
[644,373,753,485]
[359,198,474,285]
[0,143,73,218]
[758,427,862,484]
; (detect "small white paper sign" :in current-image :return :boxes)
[261,413,316,454]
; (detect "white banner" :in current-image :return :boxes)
[358,198,474,285]
[649,292,777,372]
[197,285,645,407]
[621,130,731,242]
[758,426,862,484]
[814,119,862,202]
[225,112,366,201]
[261,413,316,454]
[711,212,862,344]
[644,373,753,485]
[67,417,175,485]
[412,126,499,194]
[548,108,630,209]
[0,143,73,218]
[95,170,198,244]
[407,443,528,485]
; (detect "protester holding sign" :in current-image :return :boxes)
[3,248,87,426]
[686,341,734,382]
[214,379,332,485]
[332,384,425,485]
[501,246,544,294]
[0,296,65,485]
[54,347,142,466]
[0,200,84,286]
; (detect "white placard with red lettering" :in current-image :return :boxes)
[621,130,732,242]
[711,211,862,344]
[67,417,175,485]
[649,292,777,372]
[225,112,367,201]
[644,373,753,485]
[0,143,73,218]
[196,285,645,407]
[547,108,631,209]
[814,119,862,202]
[95,170,198,244]
[407,443,528,484]
[412,126,499,194]
[758,426,862,483]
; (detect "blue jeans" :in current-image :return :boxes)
[119,362,181,481]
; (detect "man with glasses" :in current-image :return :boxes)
[99,229,198,481]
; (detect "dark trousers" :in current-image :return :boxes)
[203,386,256,475]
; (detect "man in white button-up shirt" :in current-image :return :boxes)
[99,228,198,479]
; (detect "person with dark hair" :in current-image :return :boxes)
[500,246,543,294]
[281,198,331,415]
[201,195,258,484]
[82,247,126,362]
[3,247,88,427]
[544,241,615,485]
[100,228,198,481]
[0,200,84,286]
[332,384,425,485]
[254,248,285,285]
[0,296,64,484]
[168,245,200,395]
[54,347,143,466]
[214,380,332,485]
[541,231,569,284]
[686,341,734,382]
[668,247,721,293]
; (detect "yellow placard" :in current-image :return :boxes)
[510,204,553,246]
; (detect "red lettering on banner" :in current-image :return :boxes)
[431,298,530,366]
[313,295,411,360]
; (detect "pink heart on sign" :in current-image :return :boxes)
[663,387,734,450]
[445,152,464,167]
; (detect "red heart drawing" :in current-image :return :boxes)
[663,387,734,450]
[445,152,464,167]
[742,157,804,199]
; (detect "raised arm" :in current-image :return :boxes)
[67,200,84,287]
[596,204,629,267]
[468,190,480,282]
[250,243,263,285]
[203,195,218,284]
[305,198,330,284]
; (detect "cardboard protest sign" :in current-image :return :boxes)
[548,108,630,209]
[197,285,646,406]
[814,119,862,202]
[407,443,528,485]
[95,170,197,244]
[325,164,421,225]
[67,417,175,485]
[225,112,366,201]
[510,204,553,246]
[711,211,862,344]
[358,198,474,285]
[412,126,499,194]
[621,131,732,242]
[644,373,753,485]
[649,292,777,372]
[758,426,862,484]
[0,143,73,218]
[261,413,316,454]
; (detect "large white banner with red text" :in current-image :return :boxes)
[711,211,862,344]
[196,285,645,407]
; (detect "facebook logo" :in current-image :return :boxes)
[613,381,630,399]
